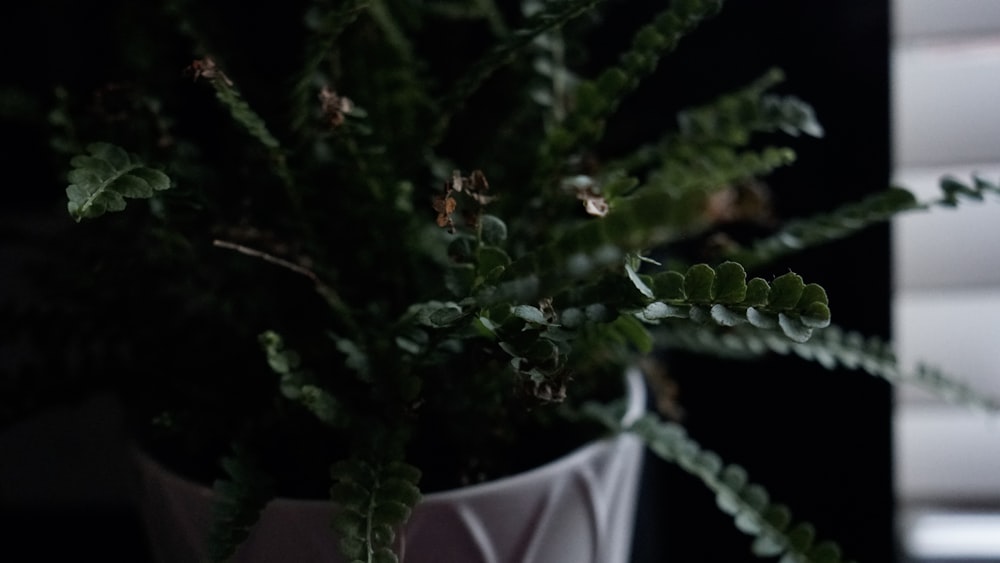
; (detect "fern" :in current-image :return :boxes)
[729,175,998,269]
[330,459,422,563]
[65,142,171,221]
[584,403,854,563]
[644,145,798,197]
[207,75,282,151]
[493,187,708,303]
[609,68,817,174]
[729,187,921,269]
[676,69,823,145]
[537,0,724,174]
[634,262,830,342]
[660,324,1000,414]
[431,0,607,143]
[259,330,351,427]
[207,446,275,563]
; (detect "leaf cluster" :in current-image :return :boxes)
[207,447,275,562]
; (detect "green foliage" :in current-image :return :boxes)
[207,446,275,563]
[433,0,608,141]
[330,459,422,563]
[676,68,824,143]
[638,262,830,342]
[729,188,921,268]
[211,83,282,150]
[260,330,351,427]
[609,68,816,182]
[661,324,1000,414]
[584,403,855,563]
[538,0,724,175]
[65,142,171,221]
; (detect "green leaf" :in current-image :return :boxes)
[612,315,653,353]
[331,482,369,506]
[710,304,742,327]
[371,523,396,547]
[801,302,832,328]
[478,246,511,276]
[720,465,748,490]
[684,263,716,302]
[807,541,843,563]
[753,531,788,557]
[786,522,817,552]
[625,262,654,298]
[206,446,273,562]
[638,301,688,321]
[713,261,748,303]
[373,501,412,525]
[511,304,549,325]
[744,278,770,306]
[653,271,686,300]
[339,538,366,560]
[716,490,741,515]
[384,461,422,484]
[762,504,793,531]
[740,484,770,510]
[559,307,586,328]
[371,548,399,563]
[797,283,829,307]
[768,272,805,309]
[332,510,365,537]
[746,307,778,329]
[735,510,762,534]
[335,338,370,380]
[778,313,813,343]
[428,303,466,326]
[480,214,508,244]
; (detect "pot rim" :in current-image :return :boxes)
[134,367,646,507]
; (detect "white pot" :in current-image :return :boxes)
[133,369,646,563]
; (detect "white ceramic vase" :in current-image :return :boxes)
[133,369,646,563]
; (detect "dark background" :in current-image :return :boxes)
[0,1,892,561]
[623,1,895,562]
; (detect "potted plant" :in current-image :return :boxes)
[3,0,997,561]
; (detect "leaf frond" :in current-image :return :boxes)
[537,0,724,178]
[660,324,1000,414]
[65,142,171,221]
[431,0,607,144]
[728,187,921,269]
[207,445,275,563]
[330,459,422,563]
[637,262,831,342]
[584,404,853,563]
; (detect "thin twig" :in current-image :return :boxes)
[212,239,360,332]
[213,239,320,283]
